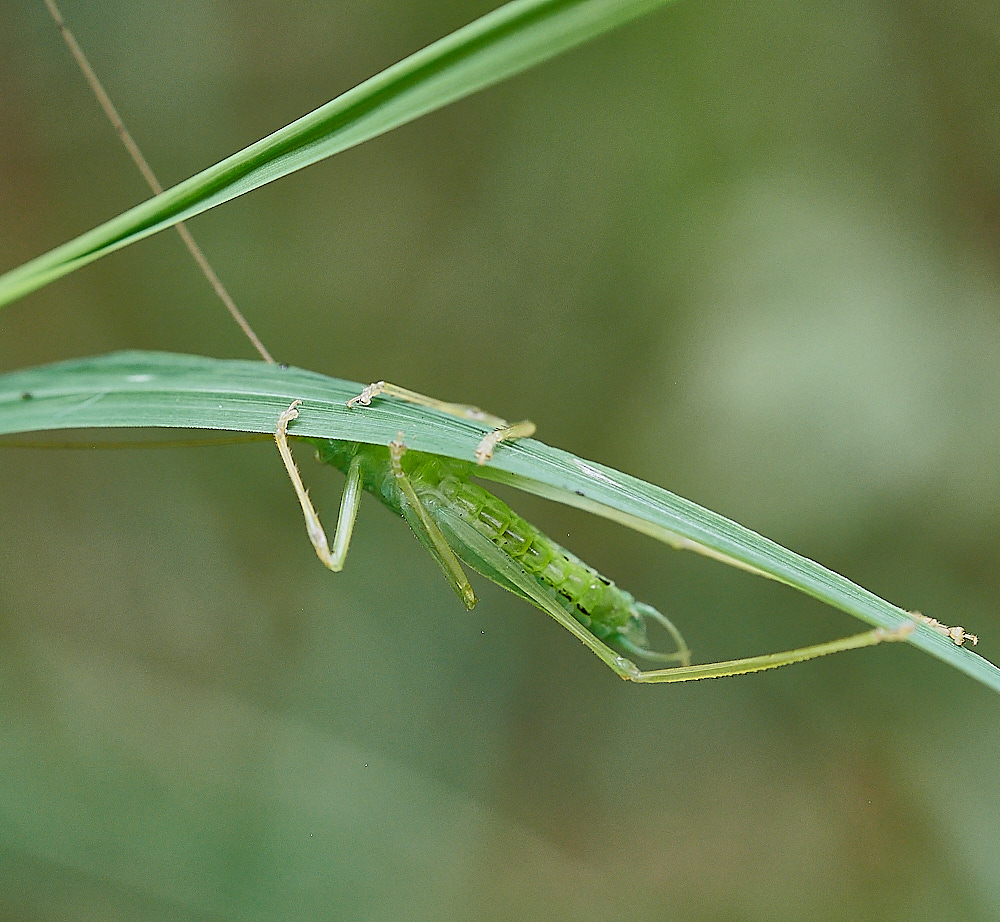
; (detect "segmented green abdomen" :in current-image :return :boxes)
[309,440,663,654]
[405,454,653,647]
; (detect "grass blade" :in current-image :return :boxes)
[2,350,997,693]
[0,0,677,309]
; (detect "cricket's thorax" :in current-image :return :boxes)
[309,439,654,647]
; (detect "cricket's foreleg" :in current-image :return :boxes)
[347,381,535,465]
[275,400,363,571]
[473,419,536,465]
[348,381,506,426]
[389,433,478,610]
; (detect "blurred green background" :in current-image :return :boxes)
[2,0,999,919]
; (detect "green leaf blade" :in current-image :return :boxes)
[2,351,997,694]
[0,0,678,309]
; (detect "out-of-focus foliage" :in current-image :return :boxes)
[1,1,998,919]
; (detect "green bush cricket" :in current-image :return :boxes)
[34,0,974,684]
[275,395,917,682]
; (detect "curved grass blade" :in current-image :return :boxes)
[0,0,678,310]
[1,350,997,693]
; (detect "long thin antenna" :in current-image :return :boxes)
[43,0,276,364]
